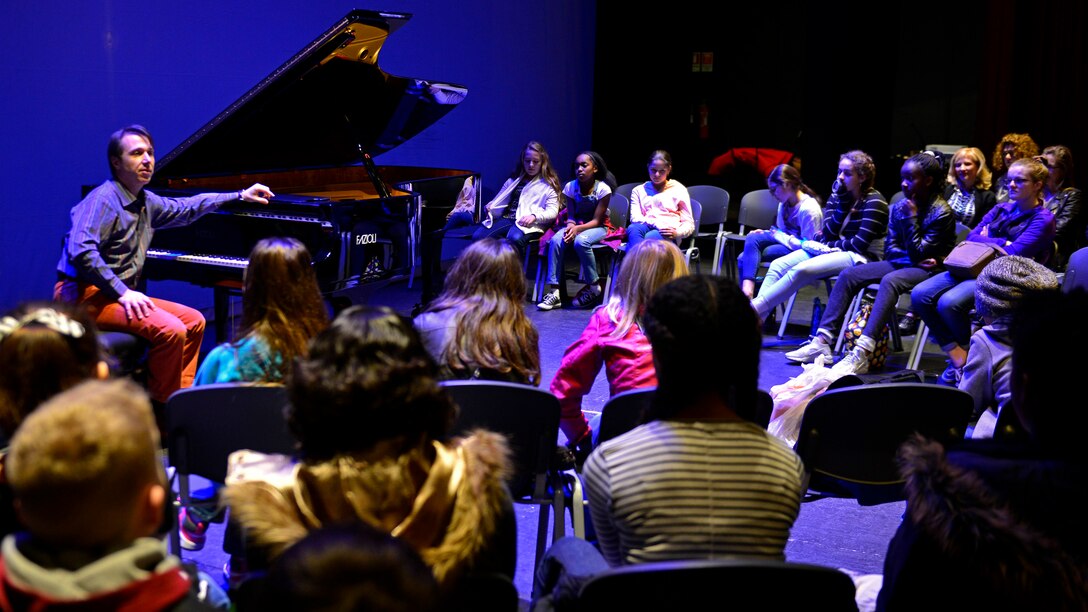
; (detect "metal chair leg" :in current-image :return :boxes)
[907,322,930,370]
[778,293,797,339]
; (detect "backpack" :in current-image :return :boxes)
[843,298,890,370]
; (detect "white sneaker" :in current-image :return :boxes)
[784,337,831,363]
[832,346,870,375]
[537,289,562,311]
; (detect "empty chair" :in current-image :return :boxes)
[596,192,630,299]
[596,387,655,446]
[164,383,297,556]
[440,380,576,575]
[614,182,639,202]
[678,198,703,268]
[687,185,732,274]
[598,387,773,447]
[724,189,780,280]
[793,383,972,505]
[577,559,858,611]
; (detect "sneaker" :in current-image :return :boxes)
[785,337,832,363]
[537,289,562,311]
[572,285,602,309]
[179,507,208,551]
[938,362,962,387]
[832,346,870,375]
[897,312,919,336]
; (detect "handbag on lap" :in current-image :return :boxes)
[943,241,1005,280]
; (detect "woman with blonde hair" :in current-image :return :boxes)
[944,147,996,228]
[911,157,1055,385]
[901,147,997,336]
[414,238,541,385]
[549,240,689,453]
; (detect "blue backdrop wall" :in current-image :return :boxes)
[0,1,596,311]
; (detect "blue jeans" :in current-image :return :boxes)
[625,222,664,251]
[547,227,608,285]
[815,262,933,341]
[910,271,976,351]
[532,537,609,610]
[472,218,534,255]
[738,232,792,282]
[752,249,858,320]
[443,210,475,232]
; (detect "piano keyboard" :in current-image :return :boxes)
[147,249,249,269]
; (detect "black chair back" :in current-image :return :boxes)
[578,559,858,611]
[166,383,297,483]
[794,383,972,505]
[596,387,654,446]
[599,387,774,442]
[607,192,630,228]
[737,189,779,232]
[439,380,564,575]
[441,380,560,498]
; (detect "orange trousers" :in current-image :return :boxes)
[55,281,204,403]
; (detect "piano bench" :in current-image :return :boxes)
[99,331,149,381]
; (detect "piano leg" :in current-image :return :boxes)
[214,287,230,344]
[212,284,243,344]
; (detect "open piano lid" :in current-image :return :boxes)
[154,9,467,180]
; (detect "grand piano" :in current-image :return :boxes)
[144,9,478,339]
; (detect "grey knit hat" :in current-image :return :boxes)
[974,255,1059,320]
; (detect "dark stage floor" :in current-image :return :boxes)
[178,267,955,606]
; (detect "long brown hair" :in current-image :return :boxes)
[424,239,541,385]
[241,237,329,382]
[767,164,820,203]
[604,240,689,338]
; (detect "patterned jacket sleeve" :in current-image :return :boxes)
[823,191,889,255]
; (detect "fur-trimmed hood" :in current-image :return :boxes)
[889,436,1088,610]
[222,430,512,589]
